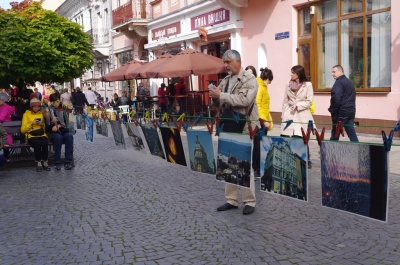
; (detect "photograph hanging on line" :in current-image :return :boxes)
[159,127,187,166]
[216,132,252,188]
[321,141,388,222]
[126,122,146,152]
[187,130,215,174]
[110,120,126,148]
[141,124,165,159]
[260,136,308,201]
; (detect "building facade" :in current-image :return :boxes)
[55,0,113,100]
[239,0,398,134]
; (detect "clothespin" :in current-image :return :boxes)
[301,127,312,145]
[183,121,189,132]
[194,114,203,125]
[232,112,241,123]
[308,120,314,135]
[216,123,224,136]
[258,118,268,138]
[382,129,394,152]
[87,106,92,113]
[314,127,325,146]
[177,113,186,122]
[393,120,400,132]
[174,121,182,132]
[157,119,163,128]
[151,120,158,129]
[138,117,143,126]
[258,126,267,140]
[334,121,344,139]
[133,119,139,126]
[248,124,258,140]
[144,111,150,120]
[129,109,135,117]
[283,120,293,131]
[162,112,169,122]
[206,121,215,135]
[215,116,221,126]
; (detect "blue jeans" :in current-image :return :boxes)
[0,154,6,168]
[49,133,74,165]
[330,117,359,142]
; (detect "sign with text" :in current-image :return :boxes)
[191,8,230,31]
[152,22,181,40]
[275,31,290,40]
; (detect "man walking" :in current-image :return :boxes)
[328,65,359,142]
[85,87,98,109]
[209,49,259,215]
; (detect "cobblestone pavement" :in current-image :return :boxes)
[1,123,400,265]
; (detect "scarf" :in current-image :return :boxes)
[289,81,303,93]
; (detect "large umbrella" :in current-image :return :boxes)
[100,60,144,82]
[126,53,174,79]
[146,48,225,78]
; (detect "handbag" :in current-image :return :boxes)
[29,128,44,136]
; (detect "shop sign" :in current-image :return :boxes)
[191,8,230,31]
[152,22,181,40]
[275,31,290,40]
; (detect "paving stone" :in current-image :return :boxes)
[1,125,400,264]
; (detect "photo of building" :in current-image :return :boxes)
[187,130,215,175]
[260,137,307,201]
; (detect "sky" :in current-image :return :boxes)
[0,0,22,10]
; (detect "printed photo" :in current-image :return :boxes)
[260,136,308,201]
[160,127,186,166]
[187,130,215,174]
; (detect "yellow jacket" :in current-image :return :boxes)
[256,77,270,121]
[21,109,47,139]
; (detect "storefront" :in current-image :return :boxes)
[145,1,242,109]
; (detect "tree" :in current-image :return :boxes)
[0,0,94,88]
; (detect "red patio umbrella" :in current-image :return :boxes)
[146,48,225,78]
[100,60,144,82]
[126,54,174,79]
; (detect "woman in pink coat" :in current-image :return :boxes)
[0,92,16,160]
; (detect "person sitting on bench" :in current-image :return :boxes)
[46,93,74,171]
[21,93,50,172]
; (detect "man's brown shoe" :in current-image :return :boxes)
[217,203,238,211]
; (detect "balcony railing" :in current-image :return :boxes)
[112,0,151,27]
[112,1,133,26]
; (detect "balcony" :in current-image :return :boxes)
[113,1,133,26]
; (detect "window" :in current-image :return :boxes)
[303,0,391,92]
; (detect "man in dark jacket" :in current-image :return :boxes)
[328,65,359,142]
[71,87,89,114]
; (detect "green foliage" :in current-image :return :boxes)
[0,1,94,87]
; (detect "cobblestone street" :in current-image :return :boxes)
[1,124,400,265]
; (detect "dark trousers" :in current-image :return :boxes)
[49,133,74,165]
[330,117,359,142]
[28,136,49,162]
[252,134,261,177]
[160,103,167,114]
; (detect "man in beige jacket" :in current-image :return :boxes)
[209,49,259,215]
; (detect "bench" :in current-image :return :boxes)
[1,120,74,168]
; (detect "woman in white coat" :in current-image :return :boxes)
[280,65,315,168]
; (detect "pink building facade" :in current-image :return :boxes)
[240,0,398,134]
[112,0,397,134]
